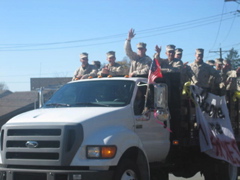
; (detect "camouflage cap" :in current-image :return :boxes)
[215,58,223,65]
[195,48,204,55]
[137,42,147,49]
[92,61,101,66]
[166,44,176,52]
[223,59,232,65]
[175,48,183,55]
[80,52,88,59]
[206,60,215,66]
[106,51,115,58]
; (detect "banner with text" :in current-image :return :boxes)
[190,85,240,167]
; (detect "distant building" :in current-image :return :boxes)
[0,77,72,128]
[0,90,12,98]
[30,77,72,91]
[0,91,38,127]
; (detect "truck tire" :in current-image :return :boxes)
[113,159,141,180]
[203,161,238,180]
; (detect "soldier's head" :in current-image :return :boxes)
[223,59,232,72]
[195,48,204,63]
[206,60,215,67]
[165,44,176,61]
[137,42,147,57]
[106,51,116,65]
[92,61,101,69]
[80,52,89,66]
[215,58,223,70]
[175,48,183,60]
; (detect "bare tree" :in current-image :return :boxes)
[117,56,131,75]
[0,82,8,91]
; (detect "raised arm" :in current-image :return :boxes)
[124,28,138,60]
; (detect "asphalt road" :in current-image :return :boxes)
[169,173,240,180]
[169,173,203,180]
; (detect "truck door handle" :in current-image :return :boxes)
[164,121,167,128]
[136,124,142,129]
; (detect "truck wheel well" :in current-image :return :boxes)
[120,147,139,161]
[114,147,150,180]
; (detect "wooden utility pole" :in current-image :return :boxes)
[209,48,230,59]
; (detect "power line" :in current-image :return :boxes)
[137,16,235,39]
[209,3,226,50]
[0,11,238,51]
[137,11,235,34]
[221,4,240,43]
[0,17,237,51]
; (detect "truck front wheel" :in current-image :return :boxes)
[113,159,141,180]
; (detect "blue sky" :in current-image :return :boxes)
[0,0,239,92]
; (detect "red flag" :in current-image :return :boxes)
[148,58,163,84]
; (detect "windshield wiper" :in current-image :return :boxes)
[45,103,71,107]
[74,102,109,107]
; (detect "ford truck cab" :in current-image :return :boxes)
[0,77,171,180]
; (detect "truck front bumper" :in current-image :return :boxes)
[0,167,114,180]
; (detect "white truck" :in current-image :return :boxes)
[0,73,239,180]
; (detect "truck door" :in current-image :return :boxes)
[134,83,170,162]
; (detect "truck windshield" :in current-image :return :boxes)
[43,80,135,108]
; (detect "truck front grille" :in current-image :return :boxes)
[6,152,59,160]
[1,124,83,166]
[7,141,60,148]
[7,129,61,136]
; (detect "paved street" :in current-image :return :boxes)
[169,173,203,180]
[170,173,240,180]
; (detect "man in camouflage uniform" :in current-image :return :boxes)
[215,58,224,71]
[190,49,222,91]
[222,59,240,91]
[175,48,183,60]
[72,52,98,81]
[154,44,183,72]
[206,60,215,67]
[154,45,195,86]
[124,28,152,77]
[92,61,101,71]
[206,60,215,94]
[97,51,124,77]
[222,60,240,130]
[209,58,224,94]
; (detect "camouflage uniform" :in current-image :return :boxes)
[224,70,238,91]
[223,70,239,130]
[190,62,221,89]
[155,56,195,85]
[181,63,196,85]
[157,58,183,72]
[72,64,97,81]
[97,63,124,76]
[206,60,215,92]
[125,40,152,76]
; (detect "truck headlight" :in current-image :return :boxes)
[87,147,100,158]
[86,146,117,159]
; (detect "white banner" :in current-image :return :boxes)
[190,85,240,167]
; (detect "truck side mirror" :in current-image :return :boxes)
[154,84,168,109]
[154,84,170,121]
